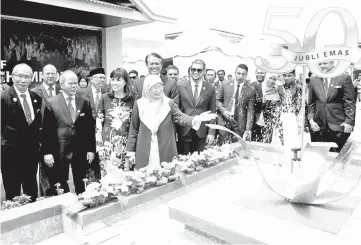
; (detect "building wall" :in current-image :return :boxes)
[102,25,123,79]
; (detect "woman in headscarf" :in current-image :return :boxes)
[126,75,216,171]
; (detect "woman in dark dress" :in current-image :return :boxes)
[98,68,137,170]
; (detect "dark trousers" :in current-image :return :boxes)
[54,154,88,195]
[252,124,264,142]
[178,129,206,155]
[312,125,350,152]
[1,146,39,202]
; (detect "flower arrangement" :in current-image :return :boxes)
[1,194,32,210]
[65,144,235,215]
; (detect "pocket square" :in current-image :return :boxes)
[333,85,341,88]
[80,113,85,116]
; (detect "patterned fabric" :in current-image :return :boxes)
[66,97,76,122]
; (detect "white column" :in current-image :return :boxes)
[102,25,123,80]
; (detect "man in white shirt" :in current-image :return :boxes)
[216,64,255,143]
[177,59,216,154]
[1,63,43,201]
[42,70,95,194]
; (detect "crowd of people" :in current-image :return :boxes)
[2,33,101,83]
[1,52,360,202]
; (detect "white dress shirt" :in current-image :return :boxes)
[62,93,76,111]
[191,79,203,98]
[231,80,245,115]
[91,85,101,102]
[14,86,35,121]
[42,82,55,97]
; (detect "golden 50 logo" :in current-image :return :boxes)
[255,7,361,78]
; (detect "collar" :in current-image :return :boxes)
[42,82,55,91]
[62,92,75,101]
[14,85,30,98]
[191,78,203,87]
[91,85,101,94]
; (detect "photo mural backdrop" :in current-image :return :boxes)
[1,19,102,88]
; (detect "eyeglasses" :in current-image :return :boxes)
[191,68,203,73]
[93,76,106,80]
[14,74,32,79]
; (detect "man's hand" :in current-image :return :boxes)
[87,152,95,164]
[44,154,54,167]
[309,120,320,132]
[223,111,233,121]
[340,123,353,133]
[98,113,105,123]
[205,134,215,146]
[198,111,217,121]
[243,130,252,141]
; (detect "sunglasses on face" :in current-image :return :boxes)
[191,68,203,73]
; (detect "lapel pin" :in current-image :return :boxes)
[203,87,205,90]
[13,98,17,102]
[34,99,37,103]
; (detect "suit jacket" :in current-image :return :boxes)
[308,74,356,132]
[78,86,106,119]
[1,86,42,156]
[252,82,264,115]
[133,75,179,104]
[216,79,255,132]
[41,93,96,161]
[177,79,216,138]
[32,83,61,122]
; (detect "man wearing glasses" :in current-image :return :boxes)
[1,63,43,202]
[128,70,139,84]
[308,60,356,152]
[77,67,106,180]
[177,59,216,154]
[133,53,179,104]
[79,68,106,119]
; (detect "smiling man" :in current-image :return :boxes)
[42,70,96,194]
[1,63,42,202]
[133,53,179,104]
[177,59,216,154]
[308,60,356,152]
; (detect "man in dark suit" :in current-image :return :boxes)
[308,60,356,152]
[32,64,61,196]
[42,70,96,194]
[177,59,216,154]
[251,68,267,142]
[133,53,179,104]
[216,64,255,143]
[32,64,62,120]
[1,63,42,202]
[77,67,106,180]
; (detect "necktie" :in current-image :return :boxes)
[95,90,100,113]
[67,97,76,122]
[324,78,329,96]
[234,82,241,115]
[48,85,54,98]
[20,94,32,125]
[193,84,199,103]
